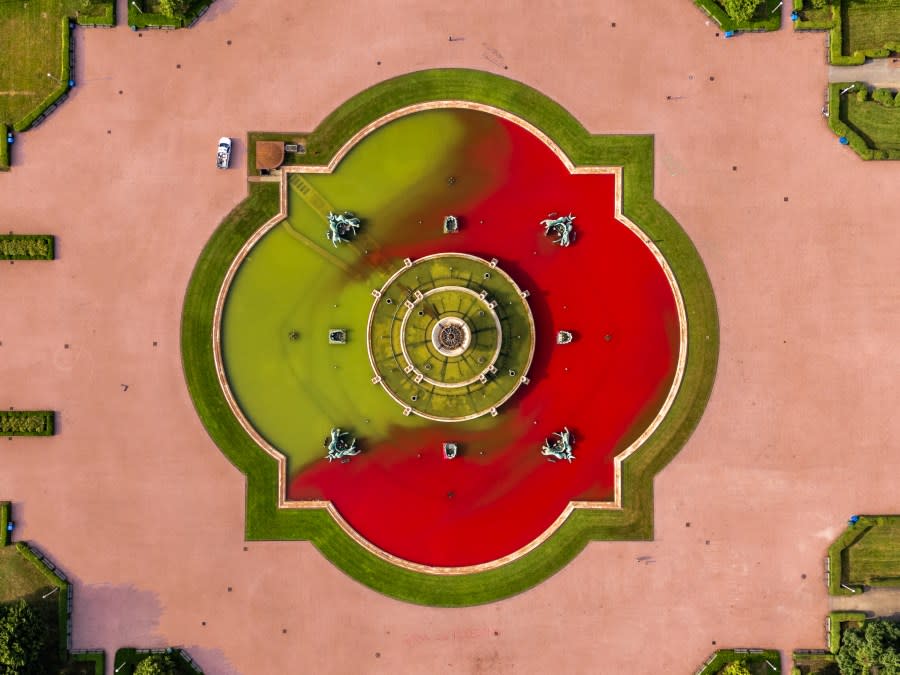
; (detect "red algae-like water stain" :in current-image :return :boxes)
[288,112,679,568]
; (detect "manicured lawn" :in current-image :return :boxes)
[0,1,112,129]
[844,93,900,151]
[845,517,900,586]
[842,0,900,55]
[181,69,719,605]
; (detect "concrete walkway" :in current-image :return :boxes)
[829,58,900,86]
[830,588,900,619]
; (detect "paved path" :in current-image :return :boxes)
[829,58,900,86]
[830,588,900,618]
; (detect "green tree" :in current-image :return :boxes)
[836,619,900,675]
[0,600,45,674]
[721,0,763,22]
[810,0,830,9]
[157,0,190,18]
[135,653,181,675]
[720,660,753,675]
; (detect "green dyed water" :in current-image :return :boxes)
[222,110,487,473]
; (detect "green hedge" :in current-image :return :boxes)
[13,17,72,132]
[693,0,782,33]
[0,501,9,546]
[695,648,782,674]
[0,234,55,260]
[828,611,867,654]
[181,69,720,606]
[0,126,8,172]
[0,410,55,435]
[829,5,866,65]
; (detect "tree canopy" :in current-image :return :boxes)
[720,660,753,675]
[135,653,182,675]
[0,600,45,674]
[836,619,900,675]
[158,0,190,18]
[721,0,763,22]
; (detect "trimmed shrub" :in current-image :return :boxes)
[872,88,897,106]
[0,235,55,260]
[693,0,781,32]
[0,502,9,547]
[0,411,55,436]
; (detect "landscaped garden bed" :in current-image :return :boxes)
[694,648,781,674]
[794,0,900,63]
[113,647,203,674]
[829,82,900,160]
[127,0,214,29]
[693,0,783,33]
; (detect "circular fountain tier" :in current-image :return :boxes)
[367,253,536,422]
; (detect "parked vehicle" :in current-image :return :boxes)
[216,137,232,169]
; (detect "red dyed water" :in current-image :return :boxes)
[288,111,680,567]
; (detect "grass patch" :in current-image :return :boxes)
[112,648,202,674]
[181,68,719,606]
[695,648,782,674]
[693,0,783,32]
[829,82,900,160]
[0,2,113,132]
[0,126,9,172]
[0,410,55,435]
[0,234,55,260]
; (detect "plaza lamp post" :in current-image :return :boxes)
[132,1,143,13]
[46,72,62,85]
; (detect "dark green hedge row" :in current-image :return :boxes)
[695,648,781,674]
[0,234,55,260]
[0,126,8,172]
[13,18,71,132]
[861,86,900,107]
[0,410,55,435]
[0,501,10,546]
[829,82,900,161]
[693,0,782,33]
[828,611,867,654]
